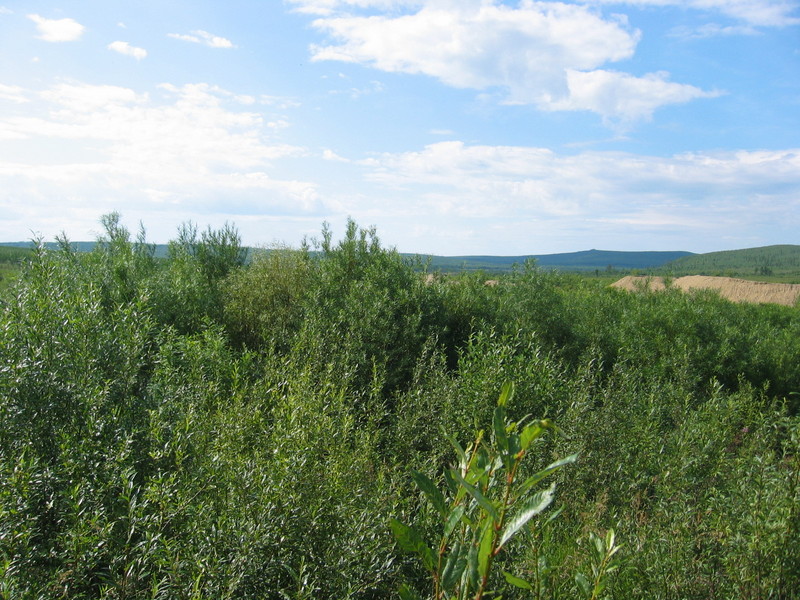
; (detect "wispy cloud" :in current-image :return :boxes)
[343,141,800,251]
[328,79,385,99]
[28,14,85,42]
[583,0,800,28]
[0,84,28,103]
[288,0,419,16]
[108,41,148,60]
[303,1,718,124]
[0,81,316,240]
[669,23,760,39]
[168,30,235,48]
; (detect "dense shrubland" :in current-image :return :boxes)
[1,214,798,599]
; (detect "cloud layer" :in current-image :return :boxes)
[299,1,718,123]
[585,0,800,28]
[0,82,318,240]
[342,140,800,252]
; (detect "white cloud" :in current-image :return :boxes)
[349,141,800,247]
[40,82,147,112]
[303,1,718,123]
[0,6,13,15]
[322,148,350,161]
[0,84,28,103]
[28,14,85,42]
[108,41,148,60]
[583,0,800,28]
[288,0,421,16]
[0,82,319,238]
[168,30,235,48]
[549,69,722,125]
[296,141,800,255]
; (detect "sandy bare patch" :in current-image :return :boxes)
[612,275,800,306]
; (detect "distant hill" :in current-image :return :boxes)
[660,245,800,277]
[0,242,693,272]
[0,240,172,257]
[5,241,798,277]
[419,249,694,273]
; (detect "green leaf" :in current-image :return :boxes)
[451,469,500,523]
[477,517,494,578]
[465,536,480,592]
[575,572,592,596]
[498,485,555,549]
[443,467,458,496]
[444,505,465,539]
[503,571,533,590]
[398,583,423,600]
[411,470,447,517]
[520,421,546,451]
[498,380,514,407]
[543,504,564,528]
[507,432,521,458]
[592,532,605,558]
[389,518,436,572]
[518,454,578,496]
[493,405,509,454]
[442,428,468,470]
[441,540,467,592]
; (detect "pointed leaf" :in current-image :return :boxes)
[520,421,546,451]
[518,454,578,496]
[398,583,423,600]
[443,467,458,496]
[444,505,465,539]
[464,537,479,592]
[441,540,467,592]
[493,406,509,454]
[498,485,555,549]
[503,571,533,590]
[543,504,564,528]
[411,471,447,517]
[498,381,514,407]
[442,428,468,470]
[575,572,592,596]
[477,517,494,578]
[389,518,436,571]
[451,469,500,523]
[508,432,522,458]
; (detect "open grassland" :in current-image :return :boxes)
[1,216,798,599]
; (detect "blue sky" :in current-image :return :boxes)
[0,0,798,255]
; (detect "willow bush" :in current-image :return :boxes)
[1,214,798,598]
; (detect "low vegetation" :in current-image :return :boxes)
[1,214,798,598]
[0,245,33,293]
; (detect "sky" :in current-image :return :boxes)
[0,0,798,255]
